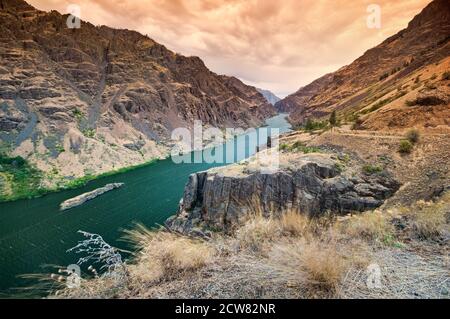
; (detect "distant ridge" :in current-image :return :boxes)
[257,88,281,106]
[276,0,450,130]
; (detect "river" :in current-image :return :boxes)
[0,114,291,296]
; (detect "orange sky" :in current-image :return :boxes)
[28,0,431,97]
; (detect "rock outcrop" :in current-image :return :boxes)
[166,152,400,234]
[60,183,124,211]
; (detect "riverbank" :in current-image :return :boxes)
[0,114,292,204]
[0,155,161,203]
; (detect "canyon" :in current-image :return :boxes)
[0,0,448,299]
[0,0,275,198]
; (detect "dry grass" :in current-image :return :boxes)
[408,193,449,240]
[279,211,313,237]
[267,238,369,298]
[339,248,450,299]
[48,193,450,299]
[234,211,321,253]
[124,225,215,283]
[234,215,282,253]
[336,211,395,242]
[299,242,350,293]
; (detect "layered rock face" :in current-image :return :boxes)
[0,0,275,181]
[167,153,400,234]
[275,0,450,129]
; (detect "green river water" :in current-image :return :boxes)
[0,114,291,297]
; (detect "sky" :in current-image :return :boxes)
[28,0,431,98]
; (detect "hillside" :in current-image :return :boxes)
[0,0,275,197]
[257,88,281,105]
[275,0,450,131]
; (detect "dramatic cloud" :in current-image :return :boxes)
[28,0,431,97]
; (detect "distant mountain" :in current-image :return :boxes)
[0,0,275,183]
[276,0,450,130]
[256,88,281,106]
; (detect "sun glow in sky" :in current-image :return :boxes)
[28,0,431,97]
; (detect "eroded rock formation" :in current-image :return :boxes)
[167,153,400,234]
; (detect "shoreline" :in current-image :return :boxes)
[0,114,291,204]
[0,157,163,204]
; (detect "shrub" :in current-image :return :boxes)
[442,71,450,81]
[333,162,345,174]
[72,108,84,121]
[300,243,349,291]
[414,96,445,106]
[329,110,337,127]
[398,140,413,154]
[304,118,328,131]
[55,144,65,153]
[405,99,416,107]
[290,141,321,154]
[351,117,364,130]
[379,73,389,81]
[424,82,437,90]
[270,241,351,293]
[362,164,383,174]
[82,128,96,138]
[0,155,45,202]
[405,129,420,144]
[279,143,289,151]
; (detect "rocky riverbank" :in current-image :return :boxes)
[60,183,124,211]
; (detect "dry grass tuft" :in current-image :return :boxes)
[125,225,215,283]
[299,241,350,292]
[268,239,357,296]
[279,211,313,237]
[234,215,282,253]
[408,193,449,240]
[235,211,320,252]
[336,211,395,242]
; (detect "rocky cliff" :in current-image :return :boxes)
[275,0,450,130]
[0,0,275,184]
[167,151,400,234]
